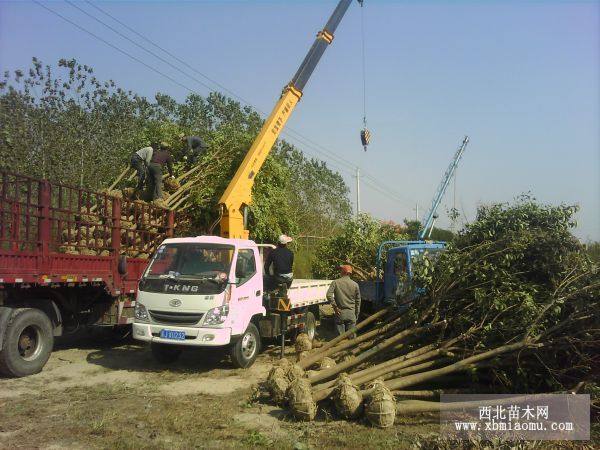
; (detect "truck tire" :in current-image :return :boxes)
[230,323,261,369]
[0,308,54,378]
[304,311,317,341]
[151,342,182,364]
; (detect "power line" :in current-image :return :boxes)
[82,0,415,206]
[32,1,198,95]
[83,0,257,110]
[36,0,414,210]
[65,0,215,93]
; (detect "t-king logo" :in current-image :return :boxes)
[163,284,199,293]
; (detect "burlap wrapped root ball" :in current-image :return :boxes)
[294,333,312,353]
[286,363,305,382]
[365,379,396,428]
[265,359,305,404]
[332,374,363,420]
[99,188,123,199]
[163,177,181,193]
[318,357,336,370]
[266,366,289,405]
[286,378,316,422]
[121,187,136,200]
[296,351,310,362]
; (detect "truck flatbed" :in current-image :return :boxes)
[287,279,332,309]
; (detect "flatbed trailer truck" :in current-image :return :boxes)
[0,170,175,377]
[133,236,331,368]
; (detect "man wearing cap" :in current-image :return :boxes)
[326,265,361,336]
[264,235,294,292]
[130,145,153,192]
[148,142,175,201]
[179,134,209,165]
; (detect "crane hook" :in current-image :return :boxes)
[358,0,369,151]
[360,127,371,152]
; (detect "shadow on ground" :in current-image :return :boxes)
[85,344,235,374]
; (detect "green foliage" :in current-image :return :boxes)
[312,214,409,280]
[293,247,316,279]
[0,58,351,243]
[585,241,600,263]
[410,196,599,392]
[403,219,455,241]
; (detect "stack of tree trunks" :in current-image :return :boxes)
[55,161,210,257]
[56,191,171,258]
[262,297,598,428]
[118,164,198,210]
[264,308,455,428]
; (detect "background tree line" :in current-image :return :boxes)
[0,58,352,250]
[5,59,594,278]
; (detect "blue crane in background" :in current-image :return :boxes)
[419,136,470,240]
[359,136,470,311]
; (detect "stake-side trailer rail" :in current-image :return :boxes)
[0,170,175,377]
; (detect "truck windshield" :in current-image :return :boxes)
[139,243,234,295]
[410,247,443,266]
[395,247,444,302]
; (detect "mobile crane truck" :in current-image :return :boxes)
[133,0,361,368]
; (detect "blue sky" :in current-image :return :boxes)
[1,0,598,240]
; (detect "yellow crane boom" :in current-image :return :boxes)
[218,0,358,239]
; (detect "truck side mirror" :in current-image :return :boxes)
[118,255,128,276]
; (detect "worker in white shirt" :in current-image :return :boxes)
[130,145,154,192]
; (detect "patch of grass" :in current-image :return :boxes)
[243,430,273,447]
[89,411,116,436]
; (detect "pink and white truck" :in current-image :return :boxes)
[132,236,331,367]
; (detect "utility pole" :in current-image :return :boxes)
[414,204,419,222]
[355,167,361,218]
[451,169,457,231]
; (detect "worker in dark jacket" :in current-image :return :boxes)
[264,234,294,292]
[180,134,209,165]
[326,265,361,336]
[130,145,153,191]
[148,142,175,201]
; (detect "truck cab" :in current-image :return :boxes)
[133,236,330,368]
[359,241,446,311]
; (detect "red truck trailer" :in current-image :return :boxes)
[0,170,175,377]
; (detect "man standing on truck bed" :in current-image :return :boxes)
[264,235,294,292]
[130,145,153,192]
[327,265,361,336]
[179,133,209,165]
[148,142,175,201]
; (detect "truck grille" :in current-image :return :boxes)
[149,310,204,326]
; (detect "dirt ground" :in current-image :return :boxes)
[0,323,597,450]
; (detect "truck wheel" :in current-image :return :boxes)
[230,323,261,369]
[0,308,54,378]
[151,342,182,364]
[304,311,317,341]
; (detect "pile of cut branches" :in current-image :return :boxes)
[261,199,599,427]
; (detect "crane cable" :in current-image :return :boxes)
[358,0,371,151]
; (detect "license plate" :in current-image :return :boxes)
[159,329,186,340]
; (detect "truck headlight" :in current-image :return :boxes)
[134,303,149,321]
[204,305,229,325]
